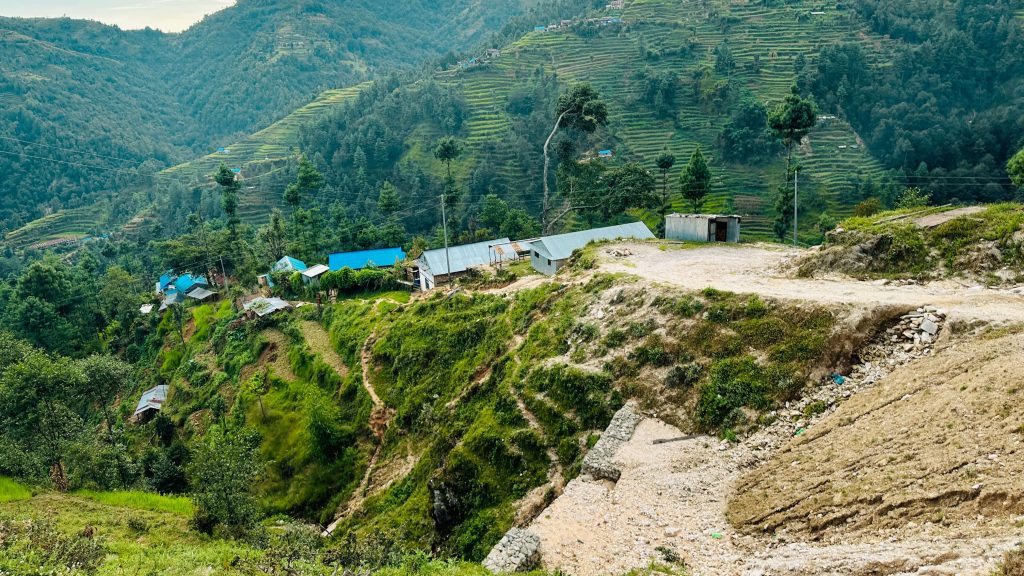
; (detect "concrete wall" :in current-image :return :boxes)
[530,250,563,276]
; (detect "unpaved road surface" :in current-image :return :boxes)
[597,243,1024,324]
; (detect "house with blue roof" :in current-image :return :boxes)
[272,256,307,273]
[328,247,406,272]
[156,271,211,310]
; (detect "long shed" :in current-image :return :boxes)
[665,214,741,243]
[529,222,655,275]
[418,237,511,290]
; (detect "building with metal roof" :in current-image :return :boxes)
[243,297,292,318]
[133,385,169,422]
[186,286,217,301]
[301,264,330,285]
[272,256,307,273]
[665,214,741,243]
[417,237,511,290]
[328,247,406,272]
[529,222,654,275]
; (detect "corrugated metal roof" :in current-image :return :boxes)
[302,264,330,278]
[243,297,291,317]
[531,222,655,261]
[134,385,168,417]
[420,238,511,276]
[666,213,742,220]
[272,256,307,273]
[186,287,216,301]
[328,247,406,271]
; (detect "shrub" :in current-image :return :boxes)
[853,198,882,217]
[998,546,1024,576]
[803,400,827,417]
[665,363,702,389]
[0,515,105,574]
[630,336,673,367]
[604,328,628,348]
[695,356,772,430]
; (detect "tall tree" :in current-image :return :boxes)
[768,87,817,170]
[1009,148,1024,196]
[378,181,401,215]
[434,137,463,180]
[214,165,241,234]
[679,147,712,212]
[550,162,656,229]
[769,87,817,243]
[655,151,677,223]
[543,83,609,231]
[188,426,263,536]
[284,156,325,211]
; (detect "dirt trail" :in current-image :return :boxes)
[300,320,349,378]
[324,330,393,535]
[597,243,1024,324]
[527,321,1024,575]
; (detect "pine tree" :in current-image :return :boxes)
[679,147,711,212]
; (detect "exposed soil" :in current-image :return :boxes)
[517,244,1024,575]
[596,243,1024,325]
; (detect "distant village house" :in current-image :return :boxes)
[328,247,406,272]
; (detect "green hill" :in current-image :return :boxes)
[0,0,553,234]
[286,0,896,242]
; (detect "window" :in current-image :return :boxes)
[547,258,551,265]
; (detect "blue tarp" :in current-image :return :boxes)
[329,247,406,272]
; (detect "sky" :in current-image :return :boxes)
[0,0,236,32]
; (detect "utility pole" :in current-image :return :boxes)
[793,166,799,246]
[441,193,452,287]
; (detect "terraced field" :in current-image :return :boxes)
[429,0,893,241]
[164,83,371,224]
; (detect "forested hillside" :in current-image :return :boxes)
[0,0,567,233]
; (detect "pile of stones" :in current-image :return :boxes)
[883,306,945,351]
[482,528,541,573]
[582,402,642,482]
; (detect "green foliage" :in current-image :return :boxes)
[0,514,105,575]
[679,147,712,212]
[853,198,883,217]
[895,187,931,209]
[188,426,263,536]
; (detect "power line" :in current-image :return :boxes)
[0,135,142,165]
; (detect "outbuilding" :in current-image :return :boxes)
[664,214,741,243]
[133,385,169,423]
[302,264,330,285]
[529,222,655,275]
[418,237,511,290]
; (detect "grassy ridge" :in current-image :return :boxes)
[74,489,194,516]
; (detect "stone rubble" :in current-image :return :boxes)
[744,306,947,457]
[482,528,541,573]
[581,401,642,482]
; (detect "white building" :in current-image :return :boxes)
[529,222,655,275]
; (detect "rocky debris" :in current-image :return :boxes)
[605,248,634,258]
[482,528,541,573]
[582,402,642,482]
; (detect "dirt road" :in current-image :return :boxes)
[596,243,1024,324]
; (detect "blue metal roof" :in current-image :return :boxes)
[272,256,307,273]
[171,274,208,296]
[329,247,406,271]
[158,271,174,292]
